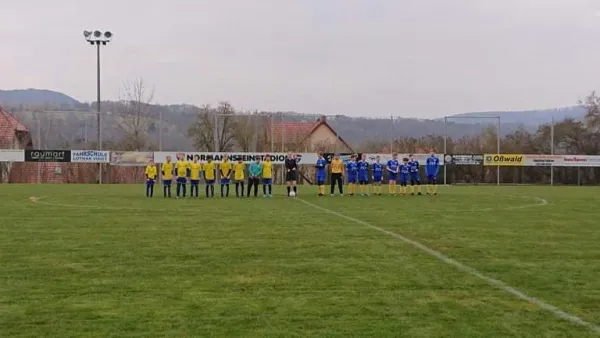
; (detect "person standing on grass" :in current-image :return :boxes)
[387,153,400,196]
[408,154,422,195]
[144,159,157,197]
[189,155,202,198]
[219,155,232,197]
[284,152,298,197]
[330,153,344,196]
[357,153,370,196]
[346,154,358,196]
[247,157,262,198]
[425,150,440,195]
[261,155,273,198]
[372,155,384,195]
[233,157,245,198]
[315,152,327,196]
[175,154,189,199]
[161,155,174,198]
[204,156,216,198]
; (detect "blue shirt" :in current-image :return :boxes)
[425,156,440,176]
[357,160,369,177]
[408,160,419,174]
[346,161,358,177]
[373,163,384,177]
[387,159,399,174]
[316,158,327,175]
[400,163,410,175]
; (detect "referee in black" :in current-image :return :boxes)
[284,152,298,197]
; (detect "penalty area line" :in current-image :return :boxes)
[296,198,599,335]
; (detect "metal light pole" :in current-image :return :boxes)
[444,116,501,186]
[84,29,112,184]
[550,116,555,186]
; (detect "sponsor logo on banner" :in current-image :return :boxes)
[0,149,25,162]
[364,153,445,166]
[562,155,600,167]
[446,154,483,165]
[25,150,71,162]
[111,151,153,166]
[71,150,110,163]
[153,152,319,164]
[484,154,524,166]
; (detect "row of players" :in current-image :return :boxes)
[143,152,441,198]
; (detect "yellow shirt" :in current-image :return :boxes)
[234,162,245,180]
[189,162,202,180]
[204,162,216,180]
[331,159,343,174]
[145,165,157,180]
[262,161,273,178]
[220,160,232,177]
[176,160,189,178]
[162,162,174,180]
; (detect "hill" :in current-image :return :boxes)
[448,107,586,125]
[0,89,82,108]
[0,88,581,150]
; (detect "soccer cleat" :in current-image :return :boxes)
[331,194,335,196]
[418,192,422,195]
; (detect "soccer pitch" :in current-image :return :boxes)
[1,185,599,337]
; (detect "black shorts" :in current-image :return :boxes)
[286,171,297,182]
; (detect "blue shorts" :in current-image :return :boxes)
[176,177,187,184]
[221,179,230,185]
[205,179,215,185]
[359,178,369,184]
[410,174,420,182]
[163,179,172,186]
[428,175,437,182]
[190,179,199,186]
[316,175,326,185]
[348,176,357,184]
[373,176,383,183]
[400,175,409,184]
[146,179,155,186]
[388,173,397,181]
[262,178,272,185]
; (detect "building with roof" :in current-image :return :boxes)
[267,116,353,153]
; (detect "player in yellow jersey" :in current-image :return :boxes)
[175,154,190,199]
[204,156,216,198]
[161,155,174,198]
[233,157,245,198]
[219,155,233,197]
[261,154,273,198]
[189,155,202,198]
[144,159,157,197]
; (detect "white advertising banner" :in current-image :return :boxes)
[0,149,25,162]
[560,155,600,167]
[364,153,445,166]
[71,150,110,163]
[153,152,319,164]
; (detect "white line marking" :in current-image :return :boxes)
[297,198,599,334]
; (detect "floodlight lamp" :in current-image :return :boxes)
[104,31,112,41]
[93,30,102,38]
[83,30,92,39]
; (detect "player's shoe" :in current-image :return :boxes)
[418,192,422,195]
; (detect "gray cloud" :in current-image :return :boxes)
[1,0,599,117]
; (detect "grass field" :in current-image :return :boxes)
[1,184,599,337]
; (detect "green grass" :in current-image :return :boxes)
[1,184,599,337]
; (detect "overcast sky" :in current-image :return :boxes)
[1,0,600,118]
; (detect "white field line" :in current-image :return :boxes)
[296,198,599,335]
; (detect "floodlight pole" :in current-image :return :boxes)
[550,116,554,186]
[84,29,112,184]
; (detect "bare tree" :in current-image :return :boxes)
[116,78,155,150]
[233,112,269,152]
[187,101,236,151]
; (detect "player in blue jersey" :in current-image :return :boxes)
[315,152,327,196]
[425,150,440,195]
[357,154,370,196]
[386,153,399,195]
[372,155,384,195]
[408,154,422,195]
[399,158,410,195]
[346,154,358,196]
